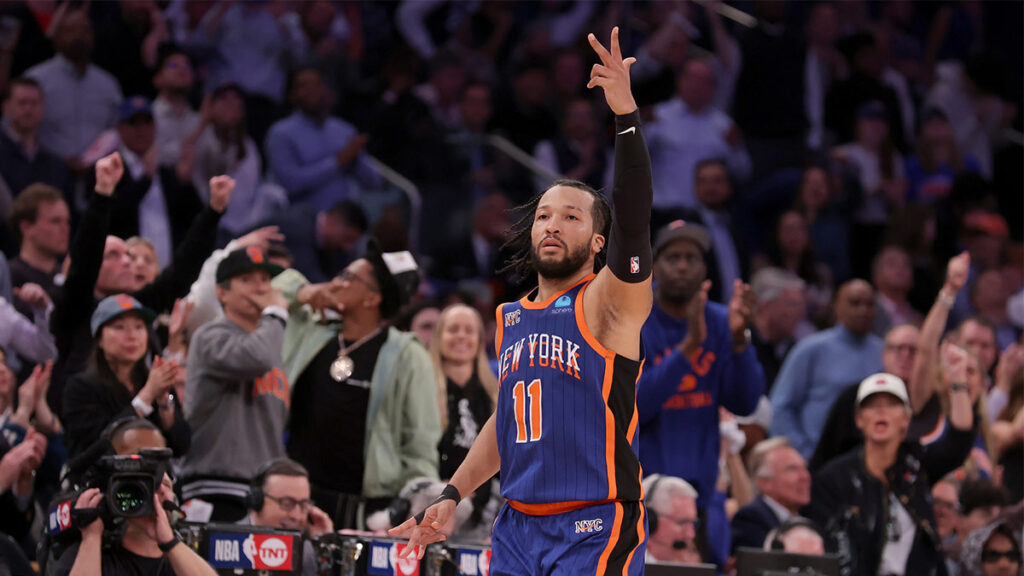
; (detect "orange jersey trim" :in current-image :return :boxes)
[506,498,617,516]
[622,504,647,576]
[494,303,505,359]
[596,502,624,575]
[519,273,596,310]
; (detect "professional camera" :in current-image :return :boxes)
[81,447,173,519]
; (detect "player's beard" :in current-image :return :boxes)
[531,237,591,280]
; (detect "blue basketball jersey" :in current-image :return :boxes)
[494,274,644,513]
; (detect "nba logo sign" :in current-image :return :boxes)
[630,256,639,274]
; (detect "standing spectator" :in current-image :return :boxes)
[904,109,980,204]
[0,77,72,205]
[25,9,121,169]
[638,221,765,565]
[193,83,286,239]
[489,59,557,162]
[7,184,69,311]
[533,98,607,191]
[189,1,296,145]
[760,210,834,327]
[62,295,189,459]
[770,279,884,458]
[48,154,228,417]
[428,304,498,535]
[873,245,923,335]
[91,0,169,97]
[804,2,843,153]
[103,96,203,268]
[794,165,851,283]
[750,268,809,389]
[731,438,812,552]
[831,100,907,278]
[806,372,974,576]
[265,67,379,212]
[679,159,749,303]
[643,475,703,564]
[151,45,200,168]
[0,280,55,364]
[180,247,289,522]
[646,57,751,218]
[431,192,510,289]
[970,270,1019,351]
[825,32,907,149]
[276,245,439,529]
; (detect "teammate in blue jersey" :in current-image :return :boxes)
[390,27,654,575]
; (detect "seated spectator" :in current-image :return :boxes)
[276,244,440,529]
[956,479,1010,556]
[180,247,289,522]
[0,77,72,209]
[971,270,1020,351]
[959,521,1022,576]
[0,353,59,439]
[192,83,286,239]
[429,304,498,535]
[830,100,907,278]
[244,459,333,576]
[0,281,56,365]
[55,471,216,576]
[25,9,121,170]
[643,474,703,564]
[872,245,923,335]
[750,268,809,389]
[431,192,511,292]
[262,199,367,285]
[759,210,833,327]
[62,295,189,459]
[795,165,851,284]
[0,427,46,543]
[7,184,69,315]
[265,67,380,212]
[932,477,961,543]
[731,438,811,552]
[763,517,826,556]
[533,97,607,190]
[770,279,883,459]
[638,220,764,566]
[806,372,974,576]
[398,301,441,348]
[904,108,980,204]
[48,155,230,416]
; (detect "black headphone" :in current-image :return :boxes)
[247,458,293,512]
[768,517,824,551]
[645,474,666,534]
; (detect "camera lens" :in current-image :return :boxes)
[110,479,150,517]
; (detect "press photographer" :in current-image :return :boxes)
[243,458,333,576]
[53,449,217,576]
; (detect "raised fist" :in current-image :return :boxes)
[94,152,124,196]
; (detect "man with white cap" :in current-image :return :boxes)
[806,370,975,576]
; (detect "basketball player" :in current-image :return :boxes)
[389,28,653,574]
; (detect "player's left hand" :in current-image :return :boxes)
[728,279,754,339]
[388,499,457,560]
[587,26,638,116]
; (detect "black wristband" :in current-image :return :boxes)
[158,534,181,553]
[412,484,461,524]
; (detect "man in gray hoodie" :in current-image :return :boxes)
[180,246,289,522]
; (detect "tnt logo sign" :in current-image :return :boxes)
[504,309,520,327]
[457,548,491,576]
[574,519,604,534]
[209,533,294,571]
[368,541,420,576]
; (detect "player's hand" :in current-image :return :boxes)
[388,499,457,560]
[587,26,638,116]
[679,280,711,360]
[209,175,236,213]
[944,251,970,294]
[94,152,124,196]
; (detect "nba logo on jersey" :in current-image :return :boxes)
[630,256,639,274]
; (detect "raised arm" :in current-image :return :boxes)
[909,252,968,414]
[583,27,654,359]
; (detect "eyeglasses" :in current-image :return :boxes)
[933,499,960,513]
[885,343,918,355]
[339,269,379,292]
[982,550,1019,564]
[264,494,314,512]
[661,515,699,529]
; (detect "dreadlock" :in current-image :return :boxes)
[499,179,613,280]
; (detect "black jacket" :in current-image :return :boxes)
[730,496,784,553]
[804,424,974,576]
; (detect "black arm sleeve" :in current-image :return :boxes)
[606,110,653,283]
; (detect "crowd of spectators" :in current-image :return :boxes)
[0,1,1020,575]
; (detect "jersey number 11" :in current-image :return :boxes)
[513,379,542,443]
